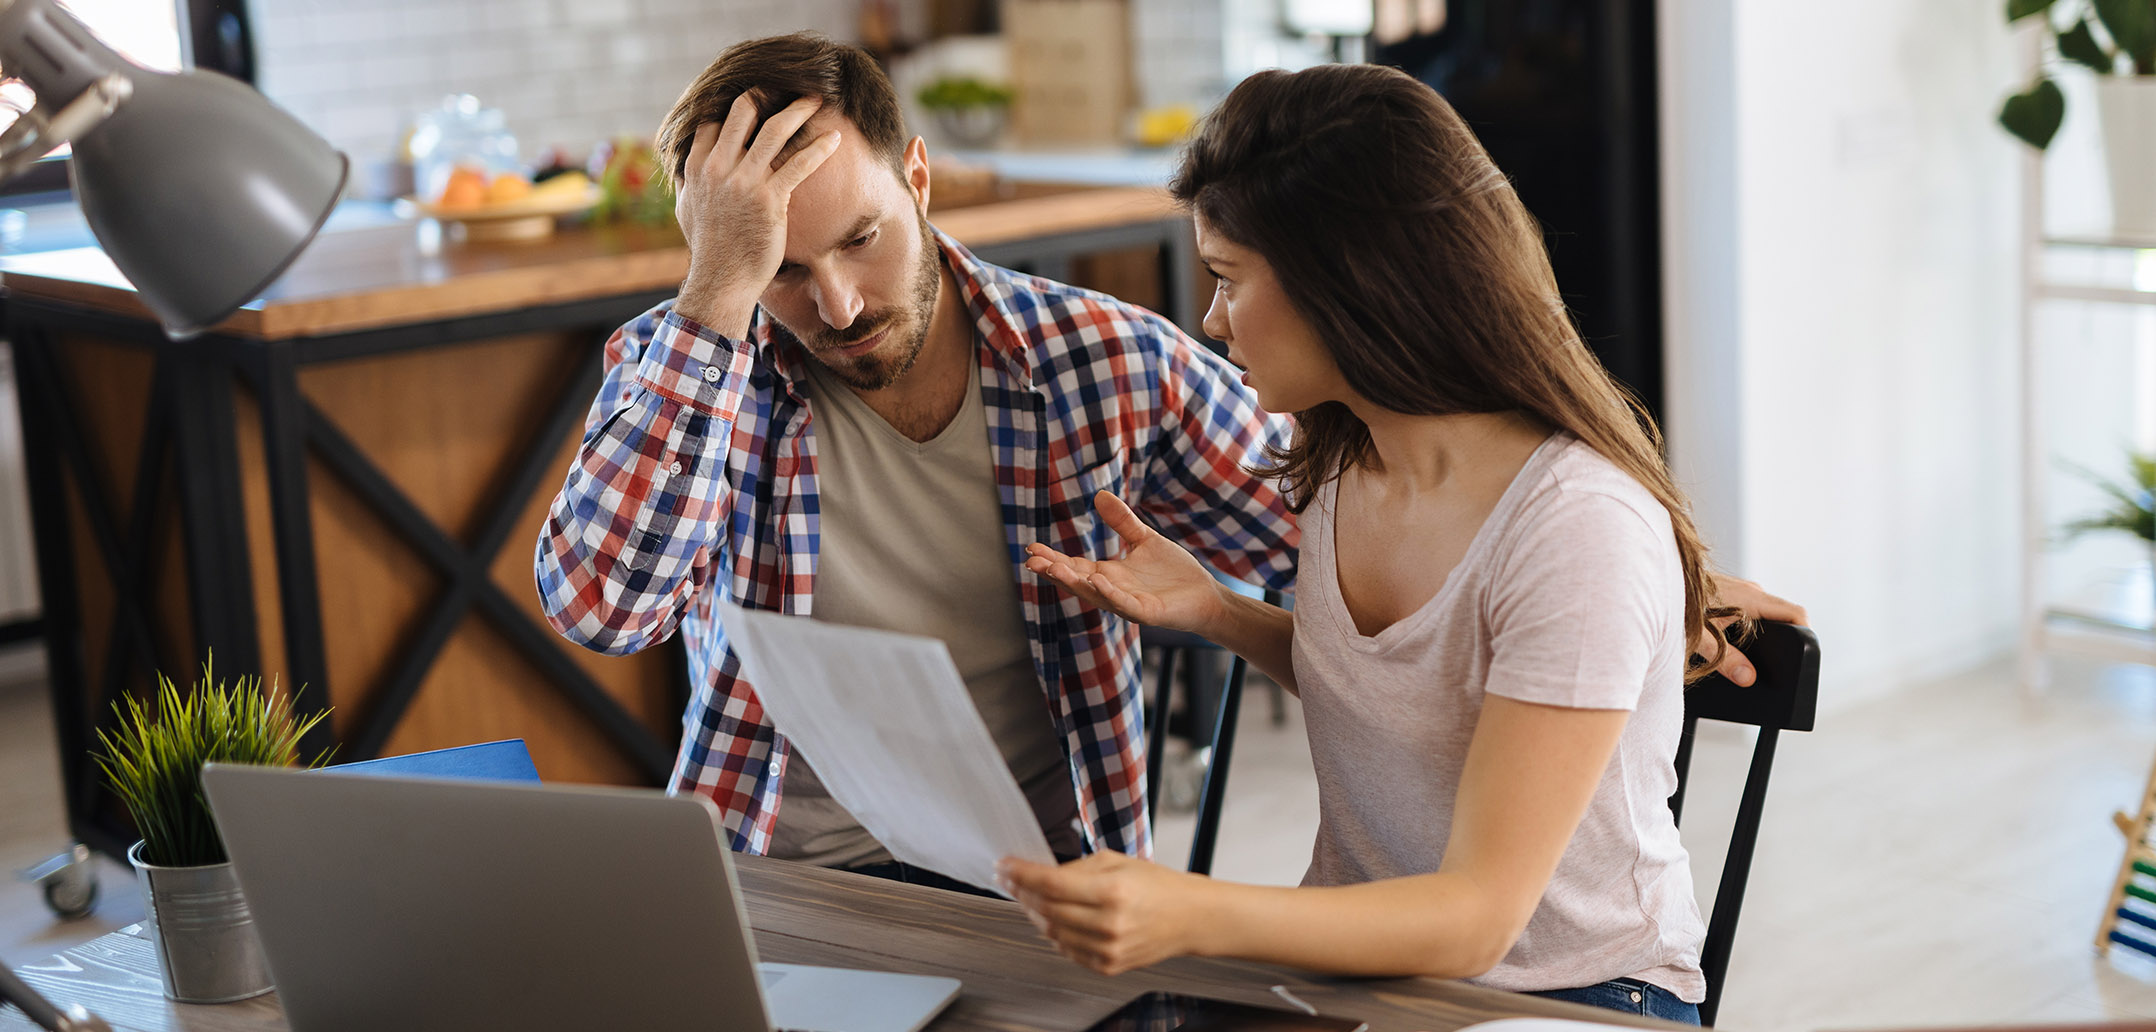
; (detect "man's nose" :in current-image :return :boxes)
[811,270,865,330]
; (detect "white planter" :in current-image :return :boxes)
[2097,77,2156,240]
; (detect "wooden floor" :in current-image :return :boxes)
[11,644,2156,1029]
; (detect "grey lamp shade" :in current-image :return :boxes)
[69,67,347,339]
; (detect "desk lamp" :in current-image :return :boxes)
[0,0,346,338]
[0,962,105,1031]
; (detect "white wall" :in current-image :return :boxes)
[249,0,859,189]
[247,0,1233,190]
[1661,1,2023,709]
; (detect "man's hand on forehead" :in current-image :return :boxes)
[670,92,842,338]
[728,90,840,170]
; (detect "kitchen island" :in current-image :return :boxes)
[1,186,1193,855]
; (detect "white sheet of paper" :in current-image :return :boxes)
[715,600,1057,895]
[1459,1020,1642,1032]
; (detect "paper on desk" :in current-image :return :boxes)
[715,600,1057,896]
[1458,1020,1649,1032]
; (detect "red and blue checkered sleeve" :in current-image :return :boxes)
[534,302,755,656]
[1138,318,1300,593]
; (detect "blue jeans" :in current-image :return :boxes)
[844,860,1002,898]
[1526,978,1701,1024]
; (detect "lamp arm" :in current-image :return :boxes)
[0,961,111,1032]
[0,71,128,182]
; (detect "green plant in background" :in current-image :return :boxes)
[2061,449,2156,544]
[593,137,675,226]
[915,76,1014,112]
[2000,0,2156,150]
[92,654,333,867]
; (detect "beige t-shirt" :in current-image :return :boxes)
[1294,433,1706,1002]
[770,354,1082,868]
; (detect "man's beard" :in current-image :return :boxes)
[795,216,943,392]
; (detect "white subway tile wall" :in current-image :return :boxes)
[251,0,1231,185]
[250,0,860,183]
[1132,0,1226,110]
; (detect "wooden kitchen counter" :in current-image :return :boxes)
[0,185,1183,340]
[3,186,1193,859]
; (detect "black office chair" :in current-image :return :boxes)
[1140,624,1246,876]
[1669,620,1820,1027]
[1141,585,1293,877]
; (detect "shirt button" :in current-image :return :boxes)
[702,366,721,382]
[669,460,684,475]
[768,760,783,775]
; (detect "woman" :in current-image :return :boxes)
[1002,64,1738,1023]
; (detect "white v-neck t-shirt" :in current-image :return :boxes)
[1293,432,1706,1002]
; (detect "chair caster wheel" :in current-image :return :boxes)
[22,844,99,920]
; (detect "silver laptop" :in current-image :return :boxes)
[200,763,960,1032]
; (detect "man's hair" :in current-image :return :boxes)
[656,32,908,192]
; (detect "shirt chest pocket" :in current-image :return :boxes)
[1044,452,1127,562]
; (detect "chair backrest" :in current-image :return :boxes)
[1140,627,1252,877]
[1670,621,1820,1027]
[324,739,543,784]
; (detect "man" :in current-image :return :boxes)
[535,32,1800,882]
[535,33,1294,878]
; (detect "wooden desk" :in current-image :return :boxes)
[0,855,1675,1032]
[1,188,1196,858]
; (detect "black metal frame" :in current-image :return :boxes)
[974,216,1200,341]
[1669,620,1820,1027]
[1140,590,1281,876]
[182,0,257,84]
[10,288,682,857]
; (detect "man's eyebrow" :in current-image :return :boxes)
[827,212,881,249]
[779,213,884,272]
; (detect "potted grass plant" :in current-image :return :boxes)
[92,655,332,1003]
[2062,448,2156,617]
[2000,0,2156,237]
[917,76,1015,148]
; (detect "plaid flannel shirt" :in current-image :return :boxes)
[535,229,1298,858]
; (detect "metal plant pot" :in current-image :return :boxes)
[126,841,273,1003]
[933,105,1007,148]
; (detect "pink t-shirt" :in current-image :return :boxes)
[1293,432,1706,1002]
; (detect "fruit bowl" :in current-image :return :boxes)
[396,182,602,242]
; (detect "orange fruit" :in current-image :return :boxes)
[436,166,488,210]
[486,173,532,205]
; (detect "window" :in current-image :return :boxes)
[2,0,234,196]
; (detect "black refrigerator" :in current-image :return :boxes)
[1374,0,1664,420]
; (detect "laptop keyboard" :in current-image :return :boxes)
[759,965,813,1031]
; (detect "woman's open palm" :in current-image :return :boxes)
[1023,491,1226,635]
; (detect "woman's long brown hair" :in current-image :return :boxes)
[1173,64,1736,677]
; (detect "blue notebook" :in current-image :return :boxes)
[324,739,541,784]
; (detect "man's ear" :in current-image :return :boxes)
[904,136,931,213]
